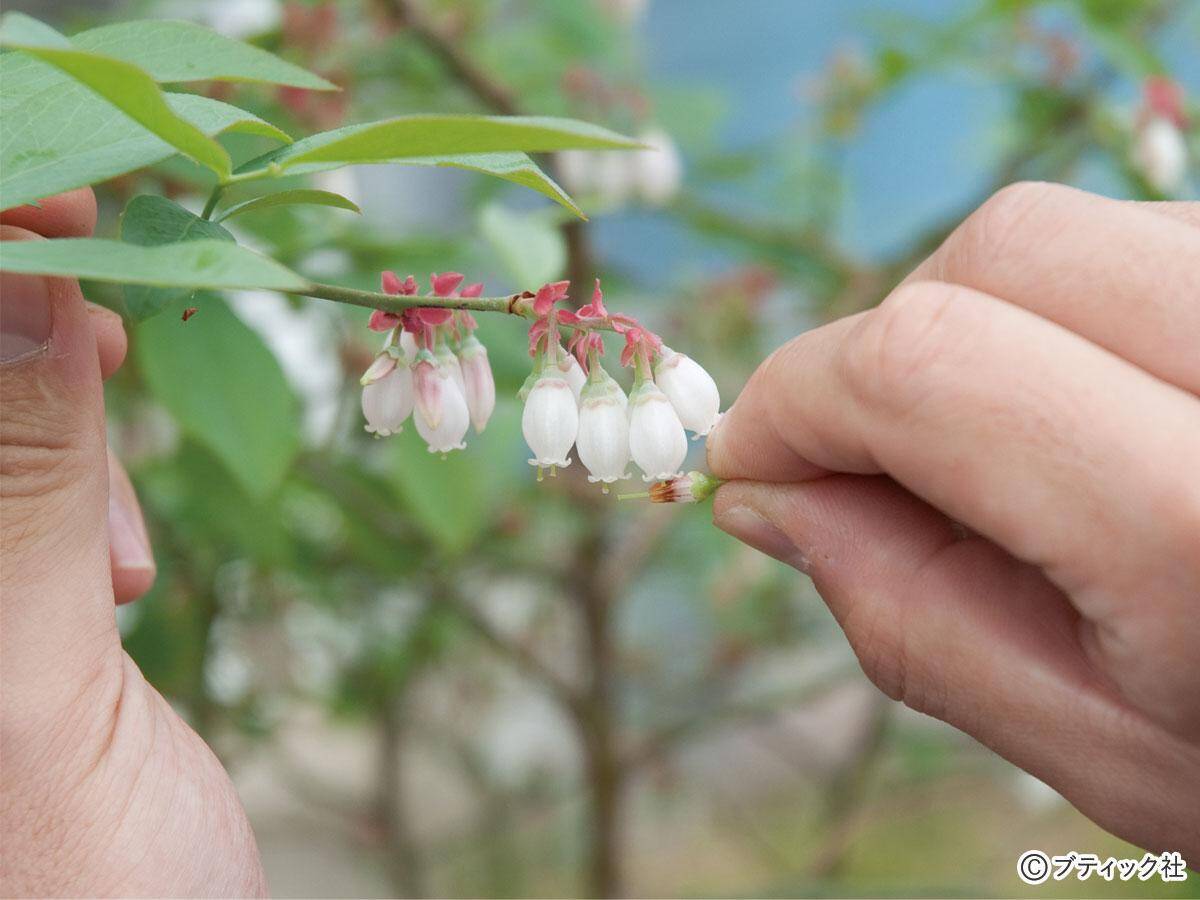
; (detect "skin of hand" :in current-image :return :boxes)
[707,183,1200,860]
[0,190,266,897]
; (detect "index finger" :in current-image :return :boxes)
[0,188,97,238]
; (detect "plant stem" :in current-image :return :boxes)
[300,280,631,336]
[200,184,225,220]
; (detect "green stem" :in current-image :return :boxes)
[299,281,631,337]
[200,184,225,221]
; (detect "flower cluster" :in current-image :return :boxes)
[359,274,722,492]
[520,280,720,488]
[360,271,495,454]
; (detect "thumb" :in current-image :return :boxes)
[1,227,120,729]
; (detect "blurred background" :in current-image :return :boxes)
[9,0,1199,896]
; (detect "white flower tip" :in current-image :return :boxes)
[587,472,628,484]
[528,456,572,468]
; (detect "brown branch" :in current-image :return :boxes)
[441,589,583,716]
[383,0,519,115]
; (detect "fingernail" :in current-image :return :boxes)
[108,489,154,572]
[1,272,52,363]
[715,505,812,572]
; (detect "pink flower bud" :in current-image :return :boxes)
[654,346,721,437]
[414,376,470,454]
[361,364,414,437]
[360,351,396,386]
[457,335,496,433]
[628,379,688,481]
[522,372,579,469]
[576,371,629,485]
[412,350,444,430]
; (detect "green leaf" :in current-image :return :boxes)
[120,195,235,320]
[478,203,566,287]
[248,151,583,217]
[136,294,300,498]
[0,63,291,209]
[0,12,231,178]
[72,19,336,90]
[388,402,523,558]
[404,153,584,218]
[238,114,642,174]
[215,189,361,223]
[0,237,308,293]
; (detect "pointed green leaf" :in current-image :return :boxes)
[214,189,361,223]
[1,65,289,210]
[72,19,337,90]
[0,13,231,178]
[404,153,584,218]
[0,237,308,293]
[119,195,236,320]
[136,294,300,497]
[238,114,642,174]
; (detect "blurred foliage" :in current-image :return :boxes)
[19,0,1197,895]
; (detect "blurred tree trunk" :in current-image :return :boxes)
[378,691,428,898]
[572,512,626,898]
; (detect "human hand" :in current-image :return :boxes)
[1,190,265,896]
[707,183,1200,858]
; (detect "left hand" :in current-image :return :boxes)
[1,190,266,897]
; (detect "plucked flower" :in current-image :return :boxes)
[522,370,579,471]
[654,345,721,437]
[576,369,630,487]
[457,334,495,433]
[628,378,688,481]
[649,470,721,503]
[633,127,683,206]
[360,353,414,437]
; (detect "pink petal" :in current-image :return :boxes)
[431,272,465,296]
[557,309,582,326]
[381,270,403,294]
[416,307,455,326]
[368,309,402,332]
[460,282,484,298]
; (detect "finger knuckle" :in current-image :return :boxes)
[839,281,970,417]
[936,181,1062,279]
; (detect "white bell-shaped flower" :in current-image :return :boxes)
[555,352,587,403]
[1133,116,1188,194]
[360,357,414,437]
[522,370,579,469]
[457,335,495,433]
[628,378,688,481]
[654,346,721,437]
[633,127,683,206]
[576,370,630,486]
[414,374,470,454]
